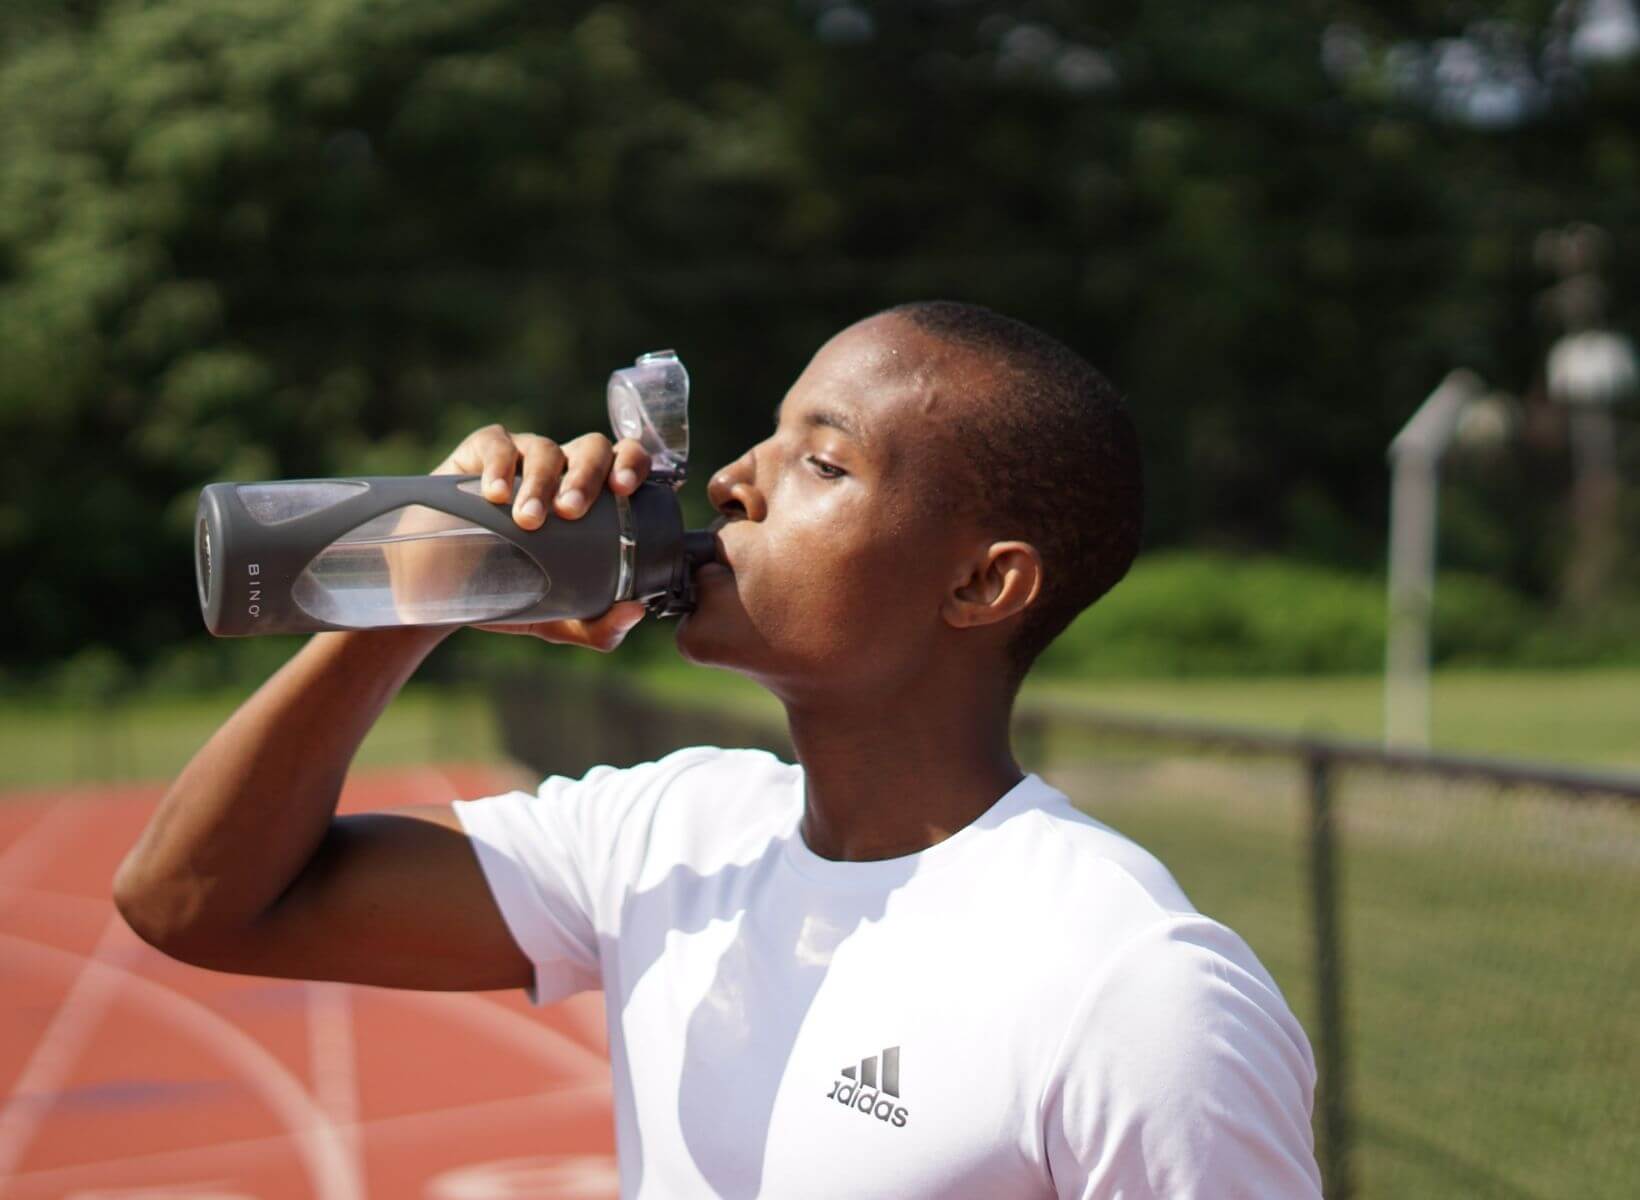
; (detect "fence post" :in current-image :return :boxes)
[1307,750,1352,1198]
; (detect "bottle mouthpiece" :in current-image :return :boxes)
[683,530,717,569]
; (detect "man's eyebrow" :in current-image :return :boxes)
[772,400,870,445]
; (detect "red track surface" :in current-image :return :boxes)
[0,766,617,1200]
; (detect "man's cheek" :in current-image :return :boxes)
[792,561,876,614]
[740,575,850,647]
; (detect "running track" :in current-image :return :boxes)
[0,766,617,1199]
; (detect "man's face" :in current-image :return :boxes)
[675,315,986,697]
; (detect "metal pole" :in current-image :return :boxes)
[1307,751,1352,1199]
[1384,448,1437,747]
[1385,369,1484,748]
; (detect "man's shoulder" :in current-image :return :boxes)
[1012,788,1307,1076]
[1004,778,1199,922]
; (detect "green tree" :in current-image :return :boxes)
[1,1,1634,678]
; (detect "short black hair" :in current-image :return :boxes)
[885,300,1143,685]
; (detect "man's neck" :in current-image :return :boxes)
[781,683,1024,863]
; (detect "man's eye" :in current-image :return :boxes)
[807,455,846,480]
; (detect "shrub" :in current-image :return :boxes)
[1035,551,1593,677]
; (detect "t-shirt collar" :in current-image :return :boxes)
[779,771,1057,891]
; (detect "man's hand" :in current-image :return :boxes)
[113,427,656,989]
[435,424,654,649]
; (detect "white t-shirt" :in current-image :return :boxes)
[453,746,1321,1199]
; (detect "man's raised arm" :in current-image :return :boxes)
[113,425,654,990]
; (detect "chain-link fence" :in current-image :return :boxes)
[1013,705,1640,1200]
[493,672,1639,1200]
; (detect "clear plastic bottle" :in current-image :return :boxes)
[195,351,714,636]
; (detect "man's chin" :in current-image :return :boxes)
[673,602,738,670]
[676,588,770,673]
[675,612,837,707]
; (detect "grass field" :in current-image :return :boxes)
[0,684,502,791]
[1050,755,1639,1199]
[3,665,1635,790]
[1027,667,1640,769]
[636,663,1640,769]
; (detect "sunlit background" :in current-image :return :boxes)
[1,2,1636,1198]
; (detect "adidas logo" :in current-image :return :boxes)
[825,1046,909,1127]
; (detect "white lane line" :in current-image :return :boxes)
[0,916,127,1184]
[1,897,608,1084]
[4,1082,610,1194]
[0,930,364,1200]
[0,795,133,1182]
[306,982,362,1175]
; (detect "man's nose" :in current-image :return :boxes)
[707,451,767,521]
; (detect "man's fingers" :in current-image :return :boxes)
[574,602,648,651]
[435,426,650,529]
[435,423,507,479]
[478,602,646,650]
[554,434,615,519]
[610,438,653,494]
[440,425,522,498]
[511,435,567,529]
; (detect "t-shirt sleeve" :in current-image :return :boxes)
[1041,916,1323,1199]
[451,746,720,1006]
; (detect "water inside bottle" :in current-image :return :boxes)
[237,480,369,524]
[291,504,549,628]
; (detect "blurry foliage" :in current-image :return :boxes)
[1038,550,1634,677]
[1,0,1637,681]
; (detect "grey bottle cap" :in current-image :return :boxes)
[608,350,690,487]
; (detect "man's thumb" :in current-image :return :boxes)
[601,601,648,648]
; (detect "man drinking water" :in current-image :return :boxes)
[116,301,1323,1197]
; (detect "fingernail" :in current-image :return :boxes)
[558,488,585,514]
[486,477,508,499]
[615,468,638,489]
[520,498,543,521]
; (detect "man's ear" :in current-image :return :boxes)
[942,541,1043,630]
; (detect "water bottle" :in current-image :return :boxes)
[194,350,717,636]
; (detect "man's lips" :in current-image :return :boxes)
[708,519,735,571]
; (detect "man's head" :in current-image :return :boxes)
[676,301,1141,701]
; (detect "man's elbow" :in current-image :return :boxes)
[111,854,233,966]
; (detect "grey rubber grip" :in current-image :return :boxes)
[195,475,693,636]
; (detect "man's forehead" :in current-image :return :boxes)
[785,315,983,444]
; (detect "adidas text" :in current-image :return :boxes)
[826,1046,908,1127]
[826,1079,909,1126]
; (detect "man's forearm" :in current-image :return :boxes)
[114,627,452,955]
